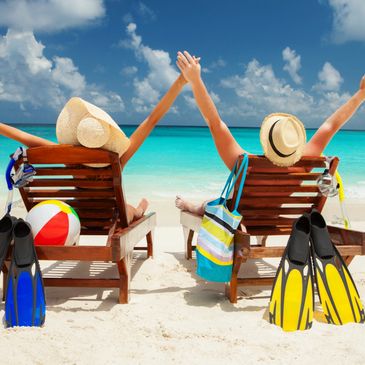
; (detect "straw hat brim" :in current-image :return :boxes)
[260,113,306,167]
[56,97,130,157]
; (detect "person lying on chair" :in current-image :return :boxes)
[0,74,188,223]
[174,50,365,215]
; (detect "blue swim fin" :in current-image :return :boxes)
[5,219,46,327]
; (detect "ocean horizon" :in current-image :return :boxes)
[1,125,365,201]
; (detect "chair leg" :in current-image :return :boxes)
[146,230,154,258]
[226,232,251,303]
[183,227,194,260]
[344,255,354,266]
[226,254,242,303]
[256,235,268,246]
[117,253,132,304]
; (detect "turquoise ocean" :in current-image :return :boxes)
[1,125,365,200]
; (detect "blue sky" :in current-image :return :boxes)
[0,0,365,129]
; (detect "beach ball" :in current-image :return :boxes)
[25,200,80,246]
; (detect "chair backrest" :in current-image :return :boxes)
[230,155,339,236]
[16,145,128,235]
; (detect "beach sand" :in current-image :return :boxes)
[0,195,365,365]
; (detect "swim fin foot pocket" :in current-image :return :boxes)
[5,219,46,328]
[0,214,14,271]
[269,210,364,331]
[310,210,365,325]
[269,214,314,331]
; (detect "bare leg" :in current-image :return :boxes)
[126,199,149,223]
[175,196,207,216]
[0,122,56,147]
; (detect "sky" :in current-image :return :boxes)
[0,0,365,129]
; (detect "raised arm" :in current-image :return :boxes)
[176,51,244,170]
[305,75,365,156]
[120,74,187,168]
[0,122,56,147]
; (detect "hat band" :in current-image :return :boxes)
[268,121,296,158]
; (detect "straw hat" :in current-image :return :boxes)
[260,113,306,167]
[56,97,130,157]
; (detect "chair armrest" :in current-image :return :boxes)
[111,213,157,258]
[328,224,365,255]
[180,211,202,233]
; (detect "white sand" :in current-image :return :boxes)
[0,195,364,364]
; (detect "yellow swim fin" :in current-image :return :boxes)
[269,214,314,331]
[310,210,365,325]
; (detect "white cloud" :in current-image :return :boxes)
[137,2,156,21]
[315,62,343,91]
[52,56,86,93]
[282,47,302,84]
[221,59,313,116]
[220,58,351,126]
[184,95,197,109]
[121,66,138,76]
[0,29,123,112]
[328,0,365,42]
[203,58,226,74]
[123,22,179,112]
[210,58,226,68]
[0,0,105,33]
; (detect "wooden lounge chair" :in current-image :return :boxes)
[180,155,365,303]
[5,145,156,303]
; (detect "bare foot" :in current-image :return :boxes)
[175,195,205,215]
[136,198,149,218]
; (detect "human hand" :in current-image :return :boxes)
[176,51,201,85]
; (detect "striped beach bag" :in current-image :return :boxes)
[196,154,249,282]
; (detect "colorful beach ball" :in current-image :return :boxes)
[25,200,81,246]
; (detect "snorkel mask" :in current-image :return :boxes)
[5,147,36,214]
[317,172,339,197]
[316,157,339,197]
[316,156,350,229]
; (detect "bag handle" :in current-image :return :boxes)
[222,154,249,208]
[219,158,239,199]
[224,154,246,201]
[233,154,249,211]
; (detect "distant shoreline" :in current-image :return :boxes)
[7,123,365,132]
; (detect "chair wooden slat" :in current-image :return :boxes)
[239,196,320,207]
[28,179,113,188]
[244,155,326,168]
[243,218,296,226]
[80,219,113,227]
[245,173,321,181]
[241,207,312,216]
[26,189,115,198]
[75,210,115,219]
[28,199,117,209]
[243,185,318,193]
[26,145,114,164]
[35,167,113,177]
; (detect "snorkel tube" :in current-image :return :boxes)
[317,155,350,229]
[334,170,350,229]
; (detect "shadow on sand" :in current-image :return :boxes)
[131,251,278,313]
[41,252,147,312]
